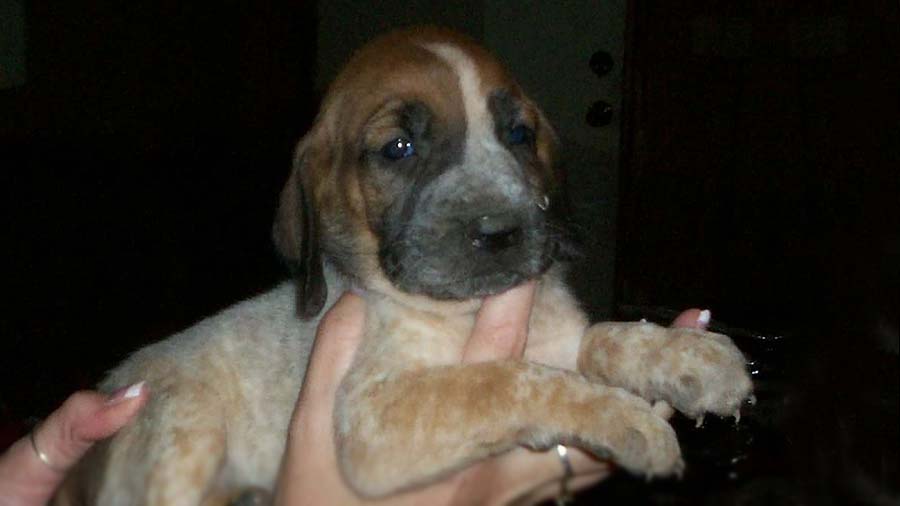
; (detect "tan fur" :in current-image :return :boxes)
[52,27,752,505]
[579,322,752,420]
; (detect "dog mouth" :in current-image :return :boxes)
[379,214,556,301]
[385,255,553,301]
[425,266,549,300]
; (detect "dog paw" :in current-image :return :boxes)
[582,322,753,422]
[655,327,753,420]
[578,391,684,478]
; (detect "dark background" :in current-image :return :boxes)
[2,0,318,415]
[609,2,898,504]
[2,1,897,504]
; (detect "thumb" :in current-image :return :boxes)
[39,382,149,468]
[0,383,148,505]
[463,281,537,363]
[670,308,711,330]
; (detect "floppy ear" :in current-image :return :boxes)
[273,139,327,319]
[534,108,564,191]
[535,109,582,261]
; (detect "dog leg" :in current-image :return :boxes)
[336,360,682,497]
[93,382,230,506]
[577,322,753,421]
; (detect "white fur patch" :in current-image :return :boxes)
[421,43,491,138]
[421,42,526,203]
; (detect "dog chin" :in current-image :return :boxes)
[379,234,556,301]
[392,261,552,301]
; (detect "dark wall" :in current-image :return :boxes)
[1,1,318,421]
[617,2,899,335]
[609,2,899,503]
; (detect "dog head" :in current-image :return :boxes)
[274,27,570,318]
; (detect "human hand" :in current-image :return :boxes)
[0,383,148,506]
[274,284,711,505]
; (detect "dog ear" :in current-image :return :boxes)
[535,109,583,261]
[273,138,328,319]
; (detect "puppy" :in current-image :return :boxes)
[53,27,752,505]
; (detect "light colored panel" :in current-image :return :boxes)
[484,1,627,314]
[0,0,27,89]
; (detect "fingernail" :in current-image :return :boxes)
[697,309,711,327]
[106,381,145,405]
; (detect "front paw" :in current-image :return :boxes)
[654,327,753,420]
[583,391,684,477]
[581,322,753,421]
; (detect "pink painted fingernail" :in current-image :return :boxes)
[697,309,711,327]
[106,381,145,405]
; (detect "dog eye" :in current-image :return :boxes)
[508,125,535,146]
[381,137,416,160]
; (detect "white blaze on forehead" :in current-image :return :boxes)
[420,42,528,203]
[420,43,492,136]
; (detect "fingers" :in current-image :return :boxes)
[463,281,537,363]
[487,446,611,506]
[287,291,366,456]
[276,292,367,506]
[670,308,710,329]
[39,382,148,471]
[0,383,148,505]
[655,308,710,421]
[296,292,366,408]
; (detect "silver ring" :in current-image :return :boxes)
[554,444,574,505]
[537,194,550,211]
[29,424,64,473]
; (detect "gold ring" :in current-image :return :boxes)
[29,423,64,473]
[554,444,574,505]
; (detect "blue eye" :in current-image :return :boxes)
[508,125,534,146]
[381,137,416,160]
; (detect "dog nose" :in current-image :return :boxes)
[468,214,524,253]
